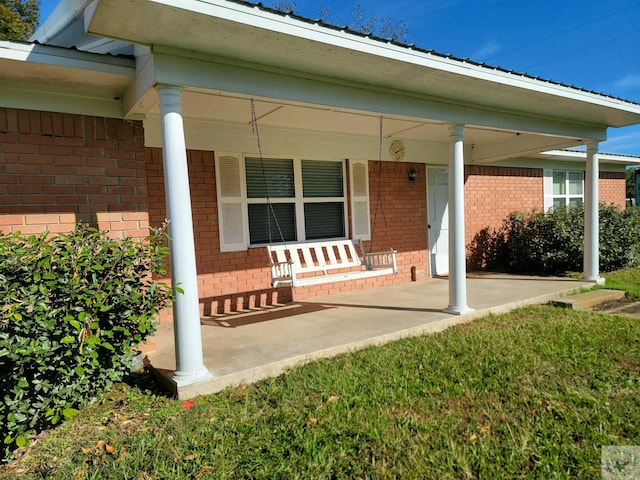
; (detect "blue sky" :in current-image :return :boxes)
[38,0,640,155]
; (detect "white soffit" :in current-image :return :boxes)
[0,40,134,116]
[0,40,134,91]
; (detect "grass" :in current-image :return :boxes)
[3,308,639,479]
[3,272,640,479]
[604,267,640,300]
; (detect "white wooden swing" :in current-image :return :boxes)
[250,100,397,288]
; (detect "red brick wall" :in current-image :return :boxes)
[0,108,149,238]
[146,150,429,314]
[600,171,625,207]
[464,165,543,247]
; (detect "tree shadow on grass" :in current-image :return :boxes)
[122,368,175,398]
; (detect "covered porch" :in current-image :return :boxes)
[148,274,593,398]
[32,0,640,393]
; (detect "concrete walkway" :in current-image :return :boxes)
[148,273,592,398]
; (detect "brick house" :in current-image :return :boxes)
[2,0,640,388]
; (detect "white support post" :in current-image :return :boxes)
[156,84,213,386]
[583,141,605,284]
[444,125,474,315]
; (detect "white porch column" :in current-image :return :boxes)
[583,141,605,284]
[444,125,474,315]
[156,84,213,386]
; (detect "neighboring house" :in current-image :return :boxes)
[1,0,640,387]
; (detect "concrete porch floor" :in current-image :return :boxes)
[147,274,593,398]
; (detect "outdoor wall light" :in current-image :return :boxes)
[408,168,418,183]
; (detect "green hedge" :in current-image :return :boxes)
[468,204,640,275]
[0,224,173,461]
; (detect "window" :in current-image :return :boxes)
[245,158,297,244]
[216,154,369,252]
[544,169,584,210]
[245,157,345,245]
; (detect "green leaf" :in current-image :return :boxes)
[60,336,75,344]
[15,435,28,448]
[63,408,79,420]
[75,366,85,376]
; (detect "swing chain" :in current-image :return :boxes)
[250,98,287,246]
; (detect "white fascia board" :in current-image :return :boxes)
[0,41,134,76]
[153,0,640,115]
[152,48,606,141]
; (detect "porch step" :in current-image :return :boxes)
[551,289,626,310]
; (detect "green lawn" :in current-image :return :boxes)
[604,267,640,300]
[3,284,640,478]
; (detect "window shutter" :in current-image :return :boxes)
[543,168,554,211]
[350,160,370,240]
[215,153,247,252]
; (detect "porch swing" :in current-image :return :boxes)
[249,99,397,288]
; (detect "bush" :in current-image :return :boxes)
[0,223,173,461]
[598,204,640,271]
[504,206,584,275]
[467,204,640,275]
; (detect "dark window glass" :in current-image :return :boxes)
[304,202,345,240]
[248,203,296,244]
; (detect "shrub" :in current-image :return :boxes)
[467,204,640,275]
[504,206,584,275]
[598,204,640,271]
[0,223,173,461]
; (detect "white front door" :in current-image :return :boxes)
[427,168,449,276]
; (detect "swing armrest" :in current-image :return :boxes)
[356,239,397,273]
[362,249,397,273]
[269,259,295,287]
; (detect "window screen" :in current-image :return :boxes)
[245,158,295,198]
[248,203,297,244]
[302,160,344,197]
[304,202,345,240]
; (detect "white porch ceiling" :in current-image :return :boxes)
[143,88,582,163]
